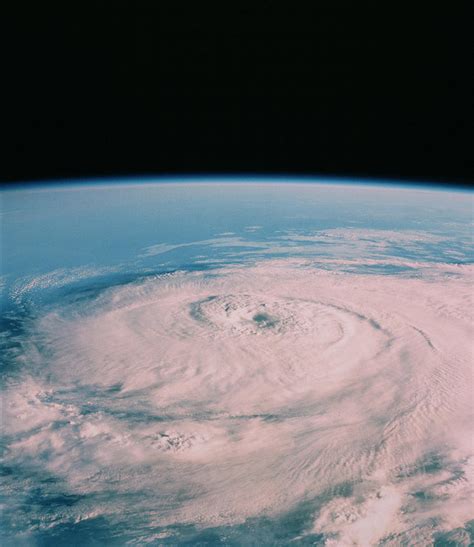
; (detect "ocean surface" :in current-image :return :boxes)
[1,180,473,545]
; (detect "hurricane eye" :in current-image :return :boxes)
[252,313,277,328]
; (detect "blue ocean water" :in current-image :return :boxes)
[2,179,472,289]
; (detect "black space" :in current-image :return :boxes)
[3,3,473,186]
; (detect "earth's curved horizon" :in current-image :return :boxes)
[1,179,473,545]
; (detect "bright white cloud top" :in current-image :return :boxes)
[1,180,473,545]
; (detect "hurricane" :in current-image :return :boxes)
[1,181,473,545]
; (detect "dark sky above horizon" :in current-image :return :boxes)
[3,4,473,186]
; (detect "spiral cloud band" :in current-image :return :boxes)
[3,259,473,545]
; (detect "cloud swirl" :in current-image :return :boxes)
[2,259,473,544]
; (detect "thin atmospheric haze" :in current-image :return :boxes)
[1,180,473,545]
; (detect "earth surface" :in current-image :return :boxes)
[1,179,473,545]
